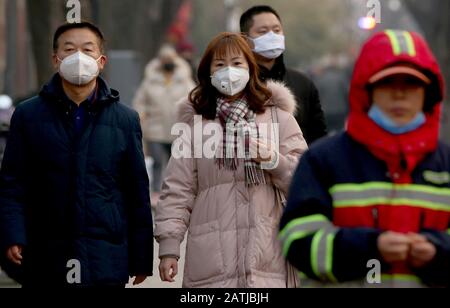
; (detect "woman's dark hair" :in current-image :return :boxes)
[189,32,272,120]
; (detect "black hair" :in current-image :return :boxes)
[53,21,105,53]
[423,71,443,113]
[240,5,282,34]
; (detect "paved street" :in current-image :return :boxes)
[0,238,186,288]
[0,270,18,288]
[1,207,186,289]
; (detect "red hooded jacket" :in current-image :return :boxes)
[280,30,449,286]
[347,30,445,184]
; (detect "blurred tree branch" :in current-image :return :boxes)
[97,0,183,64]
[404,0,449,100]
[26,0,55,86]
[26,0,182,89]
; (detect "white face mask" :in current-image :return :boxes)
[211,66,250,97]
[252,31,285,59]
[58,51,102,86]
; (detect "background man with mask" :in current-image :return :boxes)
[0,22,154,287]
[240,5,328,144]
[132,45,195,204]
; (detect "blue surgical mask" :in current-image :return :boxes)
[368,104,426,135]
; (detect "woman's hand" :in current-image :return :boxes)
[159,257,179,283]
[250,139,274,163]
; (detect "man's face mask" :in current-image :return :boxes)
[58,51,102,86]
[211,66,250,97]
[252,31,286,59]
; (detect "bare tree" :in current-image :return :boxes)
[404,0,449,96]
[26,0,55,87]
[404,0,450,137]
[97,0,183,63]
[25,0,182,88]
[0,0,6,92]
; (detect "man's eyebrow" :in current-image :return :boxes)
[62,41,96,47]
[256,24,280,30]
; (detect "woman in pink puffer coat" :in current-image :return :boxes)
[154,33,307,288]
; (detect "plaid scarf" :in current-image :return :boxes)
[216,97,266,186]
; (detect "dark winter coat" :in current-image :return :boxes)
[259,56,328,144]
[0,74,153,287]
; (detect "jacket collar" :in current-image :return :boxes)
[258,55,286,82]
[347,107,440,183]
[39,74,120,113]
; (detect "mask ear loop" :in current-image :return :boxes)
[242,34,255,50]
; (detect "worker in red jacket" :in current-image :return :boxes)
[280,30,449,288]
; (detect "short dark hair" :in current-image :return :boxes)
[240,5,282,34]
[53,22,105,53]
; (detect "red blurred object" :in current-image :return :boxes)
[167,0,193,44]
[176,40,194,54]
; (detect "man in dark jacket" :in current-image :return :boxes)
[240,5,327,144]
[0,22,153,287]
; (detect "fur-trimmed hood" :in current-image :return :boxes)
[177,80,297,124]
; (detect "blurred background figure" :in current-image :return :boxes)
[176,40,197,82]
[0,95,13,165]
[312,54,351,135]
[132,45,195,204]
[0,94,14,286]
[240,5,328,145]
